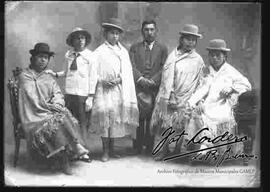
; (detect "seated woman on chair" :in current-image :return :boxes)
[17,43,91,175]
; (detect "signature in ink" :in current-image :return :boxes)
[152,126,257,166]
[191,146,258,167]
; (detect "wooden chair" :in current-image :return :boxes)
[233,89,258,165]
[7,67,24,167]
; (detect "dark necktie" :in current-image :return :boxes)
[70,53,80,70]
[145,44,151,69]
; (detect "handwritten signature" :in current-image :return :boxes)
[152,127,257,166]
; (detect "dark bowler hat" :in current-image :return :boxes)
[29,43,55,56]
[66,27,92,47]
[179,24,202,39]
[206,39,231,52]
[102,18,124,33]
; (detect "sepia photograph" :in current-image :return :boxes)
[4,1,261,187]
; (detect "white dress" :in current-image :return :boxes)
[188,62,252,151]
[90,41,139,138]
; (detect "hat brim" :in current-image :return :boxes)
[102,23,124,33]
[29,50,55,56]
[179,31,202,39]
[66,30,91,47]
[206,47,231,52]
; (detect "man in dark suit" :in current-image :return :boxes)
[129,20,168,155]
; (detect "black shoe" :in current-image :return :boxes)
[101,137,110,162]
[61,154,73,175]
[101,153,110,162]
[109,152,122,158]
[78,153,92,163]
[62,165,73,175]
[126,148,141,156]
[154,151,168,161]
[109,138,122,158]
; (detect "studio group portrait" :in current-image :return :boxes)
[4,1,261,187]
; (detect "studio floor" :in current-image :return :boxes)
[4,133,260,187]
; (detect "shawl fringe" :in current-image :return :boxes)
[31,109,78,158]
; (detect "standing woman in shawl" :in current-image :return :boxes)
[90,18,139,162]
[187,39,252,157]
[150,24,205,161]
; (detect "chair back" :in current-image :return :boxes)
[233,89,258,124]
[7,67,24,138]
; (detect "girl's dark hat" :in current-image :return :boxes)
[206,39,231,52]
[179,24,202,39]
[66,27,91,47]
[102,18,124,32]
[29,43,55,56]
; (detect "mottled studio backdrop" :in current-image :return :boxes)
[5,2,261,151]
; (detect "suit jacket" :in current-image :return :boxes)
[129,41,168,96]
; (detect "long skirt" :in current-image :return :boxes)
[26,109,84,161]
[90,83,135,138]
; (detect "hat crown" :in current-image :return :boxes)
[103,17,122,26]
[72,27,85,33]
[30,42,54,56]
[208,39,227,49]
[181,24,199,34]
[33,42,50,52]
[102,17,124,32]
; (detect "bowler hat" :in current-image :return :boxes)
[102,18,124,33]
[179,24,202,39]
[66,27,91,47]
[206,39,231,52]
[29,43,55,56]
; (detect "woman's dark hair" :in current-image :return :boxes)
[71,33,91,47]
[208,50,228,61]
[178,35,198,50]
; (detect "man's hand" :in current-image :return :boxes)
[85,97,93,112]
[138,77,156,88]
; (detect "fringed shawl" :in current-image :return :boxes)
[90,42,139,137]
[150,48,205,135]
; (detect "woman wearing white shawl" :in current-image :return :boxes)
[150,24,205,161]
[89,18,139,162]
[187,39,252,157]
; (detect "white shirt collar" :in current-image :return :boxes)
[209,62,228,76]
[175,47,195,57]
[144,41,155,50]
[69,48,89,58]
[105,41,121,51]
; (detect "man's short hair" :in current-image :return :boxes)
[141,20,157,30]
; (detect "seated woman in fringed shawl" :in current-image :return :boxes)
[187,39,252,162]
[18,43,91,175]
[89,18,139,162]
[150,24,205,161]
